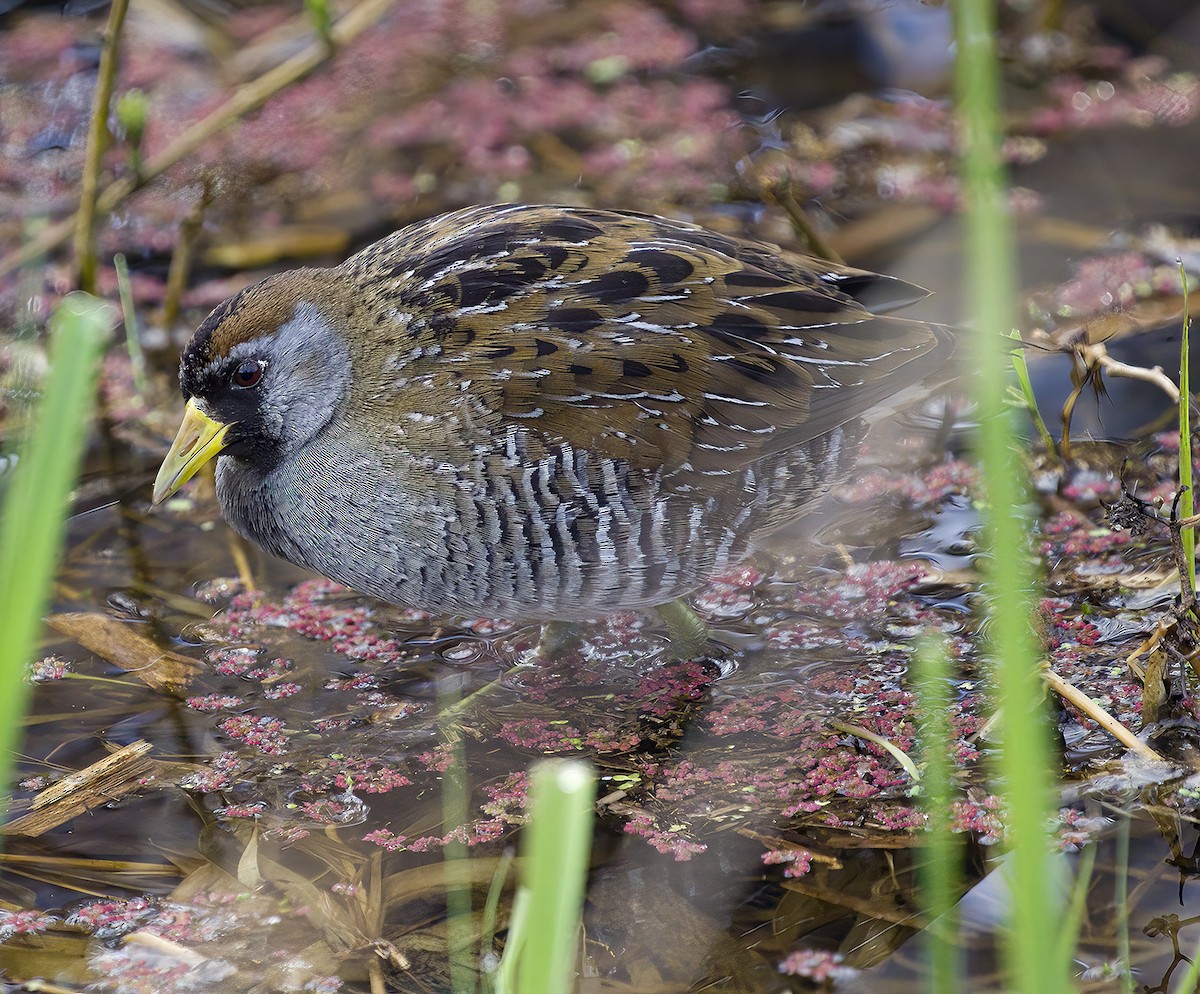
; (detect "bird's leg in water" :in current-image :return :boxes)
[658,599,709,659]
[537,619,582,660]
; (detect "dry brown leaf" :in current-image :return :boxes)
[46,612,203,692]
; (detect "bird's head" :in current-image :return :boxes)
[152,269,354,504]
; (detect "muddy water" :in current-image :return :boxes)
[0,408,1190,993]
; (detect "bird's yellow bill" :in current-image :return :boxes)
[152,398,232,505]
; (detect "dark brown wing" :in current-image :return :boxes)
[344,204,951,476]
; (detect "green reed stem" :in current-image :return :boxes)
[113,253,148,397]
[1114,815,1134,994]
[0,294,110,810]
[439,686,477,994]
[913,636,963,994]
[497,760,594,994]
[480,848,515,989]
[1008,330,1058,459]
[954,1,1068,991]
[1054,834,1097,972]
[304,0,334,48]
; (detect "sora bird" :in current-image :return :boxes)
[153,204,953,654]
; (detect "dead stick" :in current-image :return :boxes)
[827,719,920,781]
[369,957,386,994]
[0,0,398,280]
[1041,665,1170,765]
[75,0,129,293]
[160,175,214,328]
[1095,352,1180,403]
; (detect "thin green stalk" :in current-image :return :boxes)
[0,294,111,809]
[480,849,515,990]
[1008,330,1058,458]
[113,253,148,397]
[1053,836,1097,971]
[953,1,1067,991]
[494,884,527,994]
[1114,815,1133,994]
[913,636,963,994]
[1179,262,1194,592]
[499,760,594,994]
[304,0,334,48]
[440,687,477,994]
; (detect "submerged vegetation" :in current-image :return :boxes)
[3,0,1200,991]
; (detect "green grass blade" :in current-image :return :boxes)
[443,738,476,994]
[493,884,527,994]
[507,760,594,994]
[113,252,148,398]
[1053,834,1096,971]
[1007,331,1058,458]
[437,677,478,994]
[480,848,515,989]
[913,636,962,994]
[953,1,1068,991]
[1113,815,1134,994]
[0,293,111,808]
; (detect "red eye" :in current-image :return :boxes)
[231,360,263,388]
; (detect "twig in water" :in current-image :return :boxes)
[827,719,920,781]
[160,176,215,330]
[74,0,130,293]
[1040,665,1170,765]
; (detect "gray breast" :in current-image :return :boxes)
[216,421,863,620]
